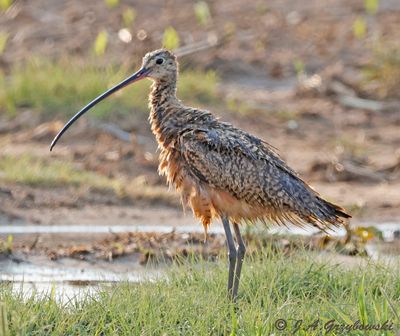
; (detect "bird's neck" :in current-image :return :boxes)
[149,77,182,146]
[150,76,177,106]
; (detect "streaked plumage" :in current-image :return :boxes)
[50,48,350,300]
[147,49,350,236]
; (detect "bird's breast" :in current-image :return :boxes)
[157,145,273,228]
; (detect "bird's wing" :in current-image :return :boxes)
[178,125,298,188]
[177,126,299,206]
[177,125,348,227]
[219,122,300,178]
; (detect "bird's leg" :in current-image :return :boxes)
[232,222,246,300]
[222,217,237,299]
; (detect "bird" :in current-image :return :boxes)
[50,49,351,300]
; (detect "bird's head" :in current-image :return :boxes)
[49,49,177,151]
[142,49,178,81]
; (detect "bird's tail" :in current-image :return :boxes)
[273,174,351,230]
[305,196,351,230]
[319,196,351,220]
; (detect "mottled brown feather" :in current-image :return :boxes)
[142,49,350,235]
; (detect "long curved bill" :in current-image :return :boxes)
[50,67,150,151]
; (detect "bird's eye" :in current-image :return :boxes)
[156,58,164,65]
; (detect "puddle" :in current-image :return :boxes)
[0,261,158,283]
[1,222,398,237]
[7,278,160,304]
[9,282,101,303]
[0,256,163,303]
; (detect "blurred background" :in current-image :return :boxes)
[0,0,399,285]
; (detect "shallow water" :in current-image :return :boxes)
[1,222,398,237]
[1,257,163,303]
[0,261,157,283]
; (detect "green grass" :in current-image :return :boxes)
[0,0,12,12]
[0,59,220,120]
[0,235,12,255]
[0,250,399,335]
[363,43,400,99]
[0,154,120,191]
[0,154,179,205]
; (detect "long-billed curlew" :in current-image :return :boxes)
[50,49,350,300]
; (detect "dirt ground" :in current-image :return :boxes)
[1,0,399,249]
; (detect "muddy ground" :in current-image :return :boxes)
[0,0,399,264]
